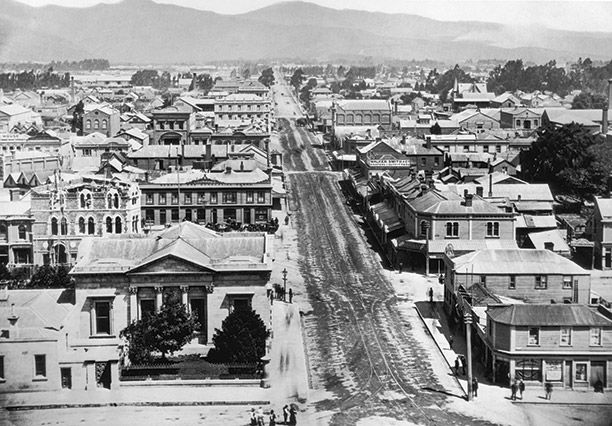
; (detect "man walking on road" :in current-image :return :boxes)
[472,377,478,398]
[519,379,525,399]
[545,382,553,400]
[511,380,518,401]
[289,288,293,303]
[455,356,461,376]
[428,287,434,303]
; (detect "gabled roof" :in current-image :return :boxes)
[595,197,612,219]
[487,304,612,327]
[0,104,31,116]
[129,237,213,273]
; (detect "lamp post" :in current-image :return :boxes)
[282,268,288,302]
[465,311,473,401]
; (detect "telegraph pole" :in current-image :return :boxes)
[465,311,473,401]
[282,268,288,302]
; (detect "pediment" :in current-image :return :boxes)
[129,255,213,274]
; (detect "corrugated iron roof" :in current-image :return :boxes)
[487,304,612,326]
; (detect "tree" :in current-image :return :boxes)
[258,67,275,88]
[290,68,304,92]
[430,122,442,135]
[72,100,84,135]
[572,92,608,110]
[120,295,199,363]
[521,123,607,199]
[28,265,72,288]
[207,308,270,364]
[130,69,159,87]
[196,73,214,93]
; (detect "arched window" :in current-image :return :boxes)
[78,217,86,234]
[60,217,68,235]
[94,119,100,130]
[86,120,91,130]
[107,193,113,209]
[420,220,429,237]
[88,217,95,235]
[106,217,113,233]
[101,119,107,130]
[113,194,119,209]
[80,190,92,209]
[80,193,86,209]
[115,217,122,234]
[51,217,59,235]
[0,223,7,240]
[18,224,26,240]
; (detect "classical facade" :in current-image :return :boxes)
[214,93,271,123]
[30,176,141,265]
[83,105,120,138]
[151,105,195,145]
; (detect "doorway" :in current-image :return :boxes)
[591,361,606,388]
[60,367,72,389]
[564,361,572,388]
[96,362,111,389]
[190,298,207,344]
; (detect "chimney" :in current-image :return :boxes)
[465,193,473,207]
[476,186,483,197]
[488,173,493,197]
[425,136,431,149]
[225,165,232,174]
[8,303,19,339]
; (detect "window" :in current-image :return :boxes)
[535,275,548,289]
[113,194,119,209]
[86,119,91,130]
[184,193,192,204]
[445,222,459,238]
[78,217,86,234]
[101,119,107,130]
[171,209,179,222]
[18,224,26,240]
[257,192,266,203]
[560,327,572,346]
[88,217,95,235]
[515,359,541,381]
[210,192,218,204]
[198,193,205,204]
[516,120,521,127]
[80,191,92,209]
[463,145,469,152]
[590,328,602,346]
[434,157,440,167]
[94,119,99,130]
[94,301,111,335]
[534,119,539,127]
[145,209,155,223]
[420,157,426,167]
[562,276,573,289]
[444,145,450,151]
[223,192,237,204]
[51,217,58,235]
[0,355,4,380]
[196,208,205,222]
[509,275,516,289]
[230,295,252,313]
[115,217,122,234]
[528,327,540,346]
[34,354,46,378]
[479,275,487,287]
[159,193,167,205]
[146,194,154,205]
[60,218,68,235]
[420,220,429,237]
[171,193,179,205]
[160,210,167,224]
[106,217,113,233]
[82,148,92,156]
[486,222,500,237]
[246,191,254,203]
[575,363,587,382]
[185,209,192,222]
[483,145,489,153]
[496,145,501,153]
[140,299,155,319]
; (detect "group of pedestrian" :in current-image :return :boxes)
[510,379,526,400]
[250,405,297,426]
[271,285,294,303]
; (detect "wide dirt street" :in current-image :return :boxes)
[272,75,498,425]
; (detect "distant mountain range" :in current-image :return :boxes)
[1,0,611,64]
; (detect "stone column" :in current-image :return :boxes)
[155,286,163,312]
[129,286,138,322]
[180,285,189,309]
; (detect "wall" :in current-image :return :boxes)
[0,339,60,392]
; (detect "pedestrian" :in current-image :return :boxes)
[511,380,518,401]
[428,287,434,303]
[472,377,478,398]
[266,282,272,299]
[454,357,460,376]
[283,405,289,424]
[289,288,293,303]
[289,405,297,425]
[250,408,257,426]
[270,291,274,305]
[398,262,403,273]
[269,409,276,426]
[284,215,289,225]
[518,379,525,399]
[461,356,466,375]
[257,406,265,426]
[449,335,454,350]
[545,382,552,400]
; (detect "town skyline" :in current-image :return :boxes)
[11,0,612,33]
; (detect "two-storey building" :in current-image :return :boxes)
[151,105,195,146]
[0,201,33,267]
[485,304,612,390]
[593,197,612,269]
[214,93,271,125]
[82,105,120,138]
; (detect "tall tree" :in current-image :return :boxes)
[258,67,275,88]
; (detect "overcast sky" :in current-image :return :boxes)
[13,0,612,33]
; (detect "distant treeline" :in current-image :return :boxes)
[0,69,71,91]
[0,58,110,72]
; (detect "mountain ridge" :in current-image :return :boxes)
[0,0,610,64]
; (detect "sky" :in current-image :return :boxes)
[12,0,612,33]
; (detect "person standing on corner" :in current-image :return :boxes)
[511,380,518,401]
[269,409,276,426]
[282,405,289,424]
[472,377,478,398]
[545,382,553,400]
[289,288,293,303]
[289,405,297,425]
[519,379,525,399]
[428,287,434,303]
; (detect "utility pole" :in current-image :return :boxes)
[465,311,473,401]
[282,267,288,302]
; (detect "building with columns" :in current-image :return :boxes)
[65,222,273,389]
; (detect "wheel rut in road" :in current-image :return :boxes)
[289,172,496,425]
